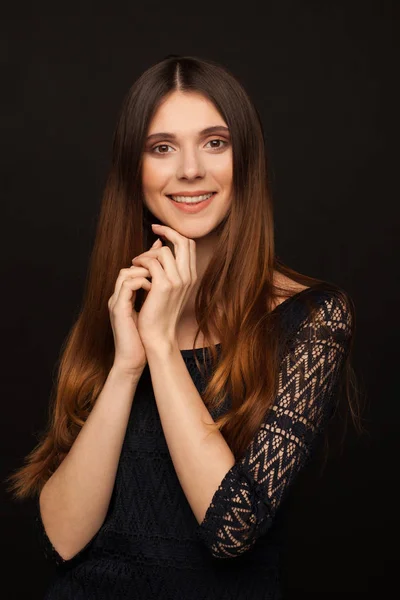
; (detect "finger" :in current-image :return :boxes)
[133,243,183,286]
[131,255,173,288]
[189,239,197,283]
[109,276,151,313]
[151,237,163,248]
[124,237,162,278]
[150,224,193,285]
[111,266,151,306]
[113,266,150,301]
[130,246,164,265]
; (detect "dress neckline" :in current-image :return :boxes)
[179,284,318,356]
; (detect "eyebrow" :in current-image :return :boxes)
[146,125,230,143]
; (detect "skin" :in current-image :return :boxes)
[141,90,306,325]
[141,90,233,318]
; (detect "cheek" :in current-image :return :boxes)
[142,159,170,194]
[215,167,233,192]
[141,159,155,190]
[210,153,232,185]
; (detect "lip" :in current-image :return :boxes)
[167,190,217,197]
[167,192,216,214]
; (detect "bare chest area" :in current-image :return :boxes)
[176,317,220,352]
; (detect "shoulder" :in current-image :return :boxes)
[275,275,355,344]
[270,272,309,311]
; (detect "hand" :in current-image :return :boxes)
[131,224,198,350]
[107,239,162,376]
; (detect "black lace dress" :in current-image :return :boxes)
[35,283,353,600]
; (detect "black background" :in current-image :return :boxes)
[2,1,398,598]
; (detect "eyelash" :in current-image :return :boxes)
[150,138,229,154]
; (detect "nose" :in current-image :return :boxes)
[176,146,206,180]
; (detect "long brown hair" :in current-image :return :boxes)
[5,54,364,501]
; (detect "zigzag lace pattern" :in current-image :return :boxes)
[195,293,352,558]
[33,289,353,599]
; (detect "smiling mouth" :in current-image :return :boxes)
[166,192,217,204]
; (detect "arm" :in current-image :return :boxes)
[145,345,236,527]
[37,365,142,564]
[195,293,354,558]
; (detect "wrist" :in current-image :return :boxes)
[142,339,177,358]
[110,363,145,383]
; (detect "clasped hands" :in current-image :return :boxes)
[131,223,198,350]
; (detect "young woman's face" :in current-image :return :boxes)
[141,91,233,239]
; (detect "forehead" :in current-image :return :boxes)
[148,91,227,133]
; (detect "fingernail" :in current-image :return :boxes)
[152,238,160,247]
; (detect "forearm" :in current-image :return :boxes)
[146,343,235,525]
[39,365,142,560]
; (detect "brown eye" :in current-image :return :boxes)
[152,144,173,154]
[205,139,229,150]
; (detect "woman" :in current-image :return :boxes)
[6,54,361,599]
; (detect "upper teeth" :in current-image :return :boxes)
[170,192,214,203]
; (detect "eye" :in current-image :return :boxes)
[150,138,229,154]
[205,139,228,150]
[152,144,173,154]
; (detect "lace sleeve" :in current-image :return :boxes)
[34,495,96,566]
[196,292,353,559]
[34,496,68,566]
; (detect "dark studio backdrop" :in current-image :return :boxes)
[2,1,398,599]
